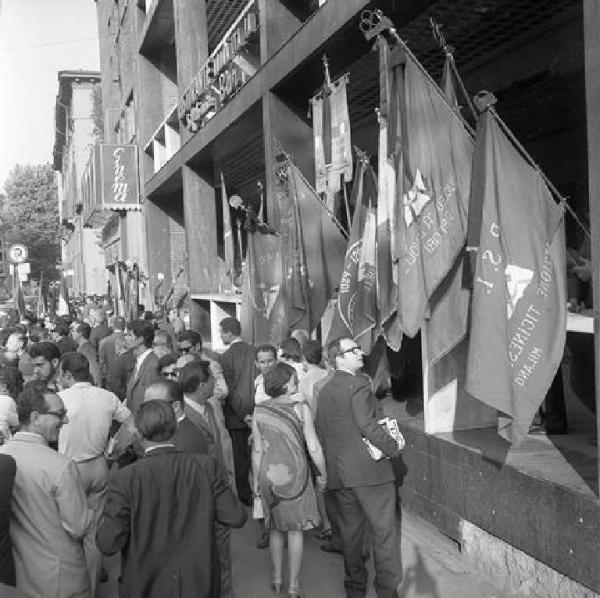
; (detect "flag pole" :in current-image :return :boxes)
[360,9,475,137]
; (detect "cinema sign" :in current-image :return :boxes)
[178,0,260,133]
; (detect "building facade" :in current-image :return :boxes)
[53,70,107,297]
[95,0,600,594]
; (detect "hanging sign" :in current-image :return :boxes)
[178,1,259,133]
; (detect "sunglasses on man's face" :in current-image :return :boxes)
[179,346,192,354]
[162,369,179,378]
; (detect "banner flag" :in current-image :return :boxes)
[328,158,379,352]
[390,52,471,338]
[220,171,235,282]
[240,225,285,346]
[376,36,402,351]
[465,110,566,445]
[36,272,45,318]
[57,276,69,316]
[423,52,472,364]
[287,162,346,333]
[116,263,126,318]
[310,74,353,211]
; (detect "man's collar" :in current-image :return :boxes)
[137,348,152,361]
[12,431,48,446]
[230,338,242,345]
[71,381,93,388]
[336,367,358,376]
[144,443,176,455]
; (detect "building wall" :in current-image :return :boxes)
[59,80,107,296]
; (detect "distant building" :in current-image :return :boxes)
[53,70,106,297]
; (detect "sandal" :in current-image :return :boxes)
[316,527,332,540]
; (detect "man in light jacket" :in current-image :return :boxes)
[0,380,92,598]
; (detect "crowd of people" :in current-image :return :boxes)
[0,304,405,598]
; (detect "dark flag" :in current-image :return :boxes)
[281,161,346,333]
[240,222,285,345]
[465,110,566,445]
[390,51,471,338]
[13,273,25,317]
[328,158,379,352]
[36,273,46,319]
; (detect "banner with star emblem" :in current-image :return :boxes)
[465,109,566,445]
[390,51,472,338]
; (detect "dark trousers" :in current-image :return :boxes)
[228,427,252,503]
[334,483,402,598]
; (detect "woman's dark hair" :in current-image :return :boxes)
[135,400,177,442]
[303,340,323,365]
[178,360,211,394]
[263,362,296,398]
[279,338,302,363]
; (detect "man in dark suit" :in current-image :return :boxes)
[125,320,161,415]
[145,374,235,598]
[0,453,16,587]
[217,317,256,504]
[316,337,402,598]
[144,379,208,455]
[96,400,247,598]
[98,317,126,386]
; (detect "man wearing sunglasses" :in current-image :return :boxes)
[0,381,92,598]
[315,337,403,598]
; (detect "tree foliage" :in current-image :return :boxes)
[2,163,61,282]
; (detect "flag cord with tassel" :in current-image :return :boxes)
[273,138,349,239]
[489,104,591,239]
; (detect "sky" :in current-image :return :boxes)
[0,0,100,190]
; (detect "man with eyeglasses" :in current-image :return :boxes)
[315,337,403,598]
[0,381,92,598]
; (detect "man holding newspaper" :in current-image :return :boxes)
[315,337,404,598]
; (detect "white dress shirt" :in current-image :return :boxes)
[59,382,131,461]
[0,393,18,441]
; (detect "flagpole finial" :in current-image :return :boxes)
[473,90,497,113]
[359,9,396,42]
[353,146,370,165]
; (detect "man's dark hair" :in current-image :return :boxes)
[0,364,23,399]
[327,337,345,368]
[176,330,201,347]
[135,400,177,442]
[147,379,184,405]
[128,320,155,348]
[29,341,61,362]
[303,340,323,366]
[113,317,126,332]
[264,362,296,398]
[255,344,277,360]
[158,352,178,371]
[219,317,241,337]
[16,381,55,425]
[60,352,90,382]
[178,361,211,394]
[54,322,70,338]
[76,322,91,340]
[279,338,302,363]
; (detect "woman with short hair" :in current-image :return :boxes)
[252,362,327,597]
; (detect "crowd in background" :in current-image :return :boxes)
[0,301,404,598]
